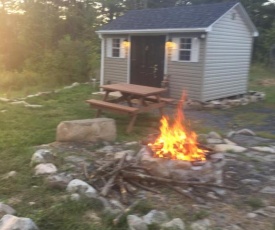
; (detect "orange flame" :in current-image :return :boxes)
[148,94,206,161]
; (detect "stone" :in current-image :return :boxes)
[0,214,38,230]
[56,118,116,142]
[213,144,246,153]
[0,97,10,102]
[25,104,43,108]
[1,171,17,180]
[255,206,275,218]
[223,139,237,145]
[34,163,57,175]
[140,156,170,178]
[66,179,97,198]
[161,218,185,230]
[226,131,236,138]
[31,149,54,166]
[127,215,148,230]
[190,219,211,230]
[207,131,222,139]
[10,101,30,106]
[241,179,261,185]
[260,186,275,194]
[236,129,256,136]
[114,150,135,160]
[251,146,275,154]
[206,138,223,144]
[45,173,73,190]
[63,82,80,89]
[246,213,257,218]
[70,193,81,201]
[84,211,101,225]
[0,203,16,218]
[143,210,169,225]
[96,145,115,154]
[125,141,139,146]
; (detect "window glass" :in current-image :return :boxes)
[179,38,192,61]
[112,38,120,57]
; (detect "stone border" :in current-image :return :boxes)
[185,91,266,110]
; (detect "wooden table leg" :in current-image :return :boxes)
[126,114,137,133]
[96,91,110,117]
[156,94,164,116]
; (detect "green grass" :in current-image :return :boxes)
[0,64,274,229]
[0,83,163,229]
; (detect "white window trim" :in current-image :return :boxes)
[179,38,192,62]
[106,38,126,59]
[171,37,200,63]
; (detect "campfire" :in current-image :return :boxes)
[83,94,233,225]
[148,94,207,162]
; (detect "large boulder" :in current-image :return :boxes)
[56,118,116,143]
[0,214,38,230]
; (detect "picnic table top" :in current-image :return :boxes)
[100,83,166,97]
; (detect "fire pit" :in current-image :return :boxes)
[139,95,225,184]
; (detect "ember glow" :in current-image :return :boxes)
[148,94,207,161]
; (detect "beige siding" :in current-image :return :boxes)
[103,35,128,84]
[203,7,253,101]
[167,33,206,100]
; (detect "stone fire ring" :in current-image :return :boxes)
[139,146,225,184]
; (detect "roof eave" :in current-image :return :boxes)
[96,28,209,35]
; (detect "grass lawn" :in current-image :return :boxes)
[0,64,274,229]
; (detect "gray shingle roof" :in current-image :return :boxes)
[99,1,238,31]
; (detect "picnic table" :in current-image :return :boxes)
[86,83,175,133]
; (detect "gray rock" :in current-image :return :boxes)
[1,171,17,180]
[143,210,169,225]
[10,101,29,106]
[96,145,115,154]
[31,149,54,166]
[251,146,275,154]
[226,131,236,138]
[255,206,275,217]
[25,104,43,108]
[56,118,116,143]
[246,213,257,218]
[114,150,135,160]
[127,215,148,230]
[0,214,38,230]
[34,163,57,175]
[208,131,222,139]
[45,173,73,190]
[206,138,223,144]
[161,218,185,230]
[236,129,256,136]
[230,134,274,148]
[0,97,10,102]
[66,179,97,198]
[125,141,139,146]
[213,144,246,153]
[70,193,81,201]
[0,203,16,218]
[260,186,275,194]
[241,179,261,185]
[190,219,211,230]
[223,139,237,145]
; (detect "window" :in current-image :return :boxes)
[112,38,120,57]
[106,38,126,58]
[171,37,200,62]
[179,38,192,61]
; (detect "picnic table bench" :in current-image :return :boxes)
[86,83,175,133]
